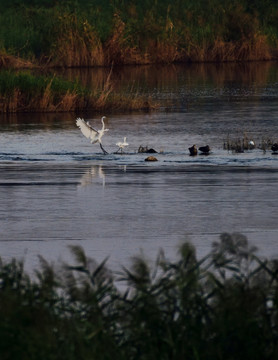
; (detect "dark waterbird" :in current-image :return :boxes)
[271,143,278,153]
[138,146,157,153]
[199,145,211,154]
[188,144,198,156]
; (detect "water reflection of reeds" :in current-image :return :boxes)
[2,62,278,124]
[55,62,278,107]
[0,113,74,131]
[57,62,278,95]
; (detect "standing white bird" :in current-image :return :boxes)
[76,116,109,154]
[115,137,129,153]
[248,140,255,149]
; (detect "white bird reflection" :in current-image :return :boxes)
[78,165,106,188]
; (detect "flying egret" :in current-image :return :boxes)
[76,116,109,154]
[115,137,129,153]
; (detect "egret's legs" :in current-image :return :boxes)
[100,143,109,155]
[115,147,124,154]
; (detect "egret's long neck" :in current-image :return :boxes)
[101,117,105,130]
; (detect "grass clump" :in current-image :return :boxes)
[0,69,157,112]
[1,233,278,359]
[0,70,88,112]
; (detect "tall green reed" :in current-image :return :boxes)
[1,232,278,359]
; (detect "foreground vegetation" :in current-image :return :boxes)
[0,0,278,68]
[1,233,278,359]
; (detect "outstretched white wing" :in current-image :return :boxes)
[76,118,98,143]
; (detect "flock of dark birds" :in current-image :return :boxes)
[76,116,278,157]
[188,144,211,156]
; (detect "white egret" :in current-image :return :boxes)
[115,137,129,153]
[248,140,255,149]
[76,116,109,154]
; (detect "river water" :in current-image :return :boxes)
[0,62,278,272]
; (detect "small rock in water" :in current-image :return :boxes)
[145,156,158,162]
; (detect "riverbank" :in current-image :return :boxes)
[1,0,278,112]
[0,1,278,68]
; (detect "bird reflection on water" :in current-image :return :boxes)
[78,165,128,189]
[78,165,106,188]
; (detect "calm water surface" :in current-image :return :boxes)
[0,63,278,271]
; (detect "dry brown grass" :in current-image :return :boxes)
[49,15,105,67]
[107,94,158,111]
[178,34,273,63]
[0,90,20,112]
[39,79,53,110]
[0,90,23,112]
[1,91,84,113]
[0,68,158,113]
[0,53,35,69]
[89,89,158,112]
[84,65,159,111]
[104,14,145,65]
[93,66,114,107]
[147,40,179,64]
[0,30,275,70]
[0,89,158,112]
[56,92,79,111]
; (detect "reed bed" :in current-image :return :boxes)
[0,232,278,359]
[224,133,277,152]
[0,70,157,112]
[0,1,277,68]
